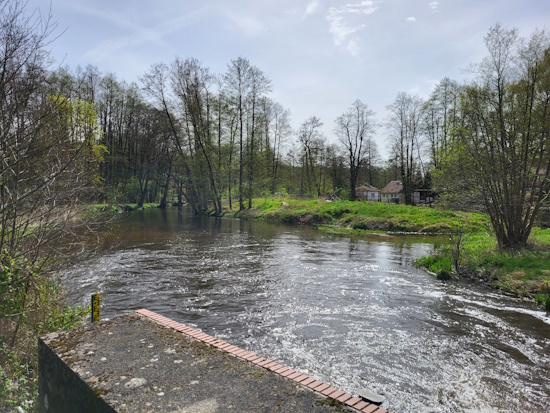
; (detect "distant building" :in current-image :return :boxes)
[355,185,380,201]
[381,180,405,204]
[413,189,435,205]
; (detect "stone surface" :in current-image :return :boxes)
[38,312,358,413]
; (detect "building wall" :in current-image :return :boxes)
[381,193,405,204]
[357,191,380,202]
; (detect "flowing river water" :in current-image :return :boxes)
[60,208,550,412]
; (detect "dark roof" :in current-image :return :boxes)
[381,180,403,194]
[356,185,379,192]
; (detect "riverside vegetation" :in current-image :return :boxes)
[0,252,89,411]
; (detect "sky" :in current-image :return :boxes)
[26,0,550,158]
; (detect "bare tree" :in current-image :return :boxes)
[334,99,377,200]
[0,0,105,262]
[140,63,206,213]
[224,57,252,210]
[171,57,223,215]
[386,92,424,204]
[246,66,272,208]
[298,116,325,197]
[270,102,292,193]
[0,1,108,381]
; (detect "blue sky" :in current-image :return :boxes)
[29,0,550,157]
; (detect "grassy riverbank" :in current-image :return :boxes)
[231,197,550,308]
[86,202,160,214]
[232,197,491,234]
[416,228,550,306]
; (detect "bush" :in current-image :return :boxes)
[0,252,89,410]
[535,294,550,311]
[352,221,368,230]
[416,255,454,279]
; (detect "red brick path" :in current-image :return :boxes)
[136,309,390,413]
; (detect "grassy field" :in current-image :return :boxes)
[231,197,491,234]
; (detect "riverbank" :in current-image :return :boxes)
[84,198,549,308]
[0,252,89,411]
[416,229,550,307]
[229,197,550,308]
[86,202,160,214]
[231,197,491,234]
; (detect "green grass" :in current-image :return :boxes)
[86,202,160,214]
[416,229,550,302]
[233,197,491,234]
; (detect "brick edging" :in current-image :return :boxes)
[135,309,390,413]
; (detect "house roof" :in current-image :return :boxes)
[356,185,379,192]
[381,180,403,194]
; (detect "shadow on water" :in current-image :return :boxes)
[60,207,550,413]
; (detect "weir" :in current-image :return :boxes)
[38,309,390,413]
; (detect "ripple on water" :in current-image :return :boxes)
[60,209,550,413]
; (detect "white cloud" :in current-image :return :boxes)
[429,1,439,10]
[326,1,379,55]
[303,0,320,19]
[406,16,417,22]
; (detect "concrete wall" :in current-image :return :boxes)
[38,337,116,413]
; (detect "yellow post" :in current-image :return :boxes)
[91,293,100,322]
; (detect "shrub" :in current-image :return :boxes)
[0,253,89,410]
[535,294,550,311]
[352,221,368,230]
[416,255,454,279]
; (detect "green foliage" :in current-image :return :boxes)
[0,254,33,319]
[41,305,89,332]
[243,197,491,234]
[431,25,550,249]
[535,294,550,311]
[0,253,89,410]
[415,255,453,279]
[416,230,550,297]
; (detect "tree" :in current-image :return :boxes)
[386,92,425,204]
[141,62,207,214]
[247,67,272,207]
[224,57,251,210]
[422,78,461,170]
[0,4,105,405]
[297,116,325,197]
[171,57,223,215]
[334,99,377,200]
[0,0,105,261]
[269,102,292,193]
[439,24,550,249]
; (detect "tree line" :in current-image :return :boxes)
[1,0,549,257]
[50,58,388,214]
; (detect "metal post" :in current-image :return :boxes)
[91,293,100,322]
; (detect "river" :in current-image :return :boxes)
[60,208,550,413]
